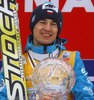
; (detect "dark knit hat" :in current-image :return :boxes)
[29,2,63,36]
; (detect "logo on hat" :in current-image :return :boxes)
[47,10,53,14]
[42,3,58,13]
[31,15,36,23]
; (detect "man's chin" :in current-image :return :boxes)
[42,42,54,46]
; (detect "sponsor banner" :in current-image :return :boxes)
[83,59,94,84]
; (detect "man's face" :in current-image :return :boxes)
[33,19,58,46]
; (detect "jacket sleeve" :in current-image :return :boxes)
[72,51,94,100]
[0,68,8,100]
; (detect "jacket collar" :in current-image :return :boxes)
[25,33,67,54]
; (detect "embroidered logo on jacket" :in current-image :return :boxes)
[62,52,71,60]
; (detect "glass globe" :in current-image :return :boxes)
[32,57,75,99]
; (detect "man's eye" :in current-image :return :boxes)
[51,23,57,26]
[39,21,46,24]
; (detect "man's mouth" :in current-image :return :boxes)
[42,33,51,37]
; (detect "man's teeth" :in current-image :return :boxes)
[43,34,50,36]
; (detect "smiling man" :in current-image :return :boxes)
[33,19,58,46]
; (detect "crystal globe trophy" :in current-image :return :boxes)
[32,57,75,100]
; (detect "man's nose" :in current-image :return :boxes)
[44,23,51,31]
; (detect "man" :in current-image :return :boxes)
[23,2,94,100]
[0,2,94,100]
